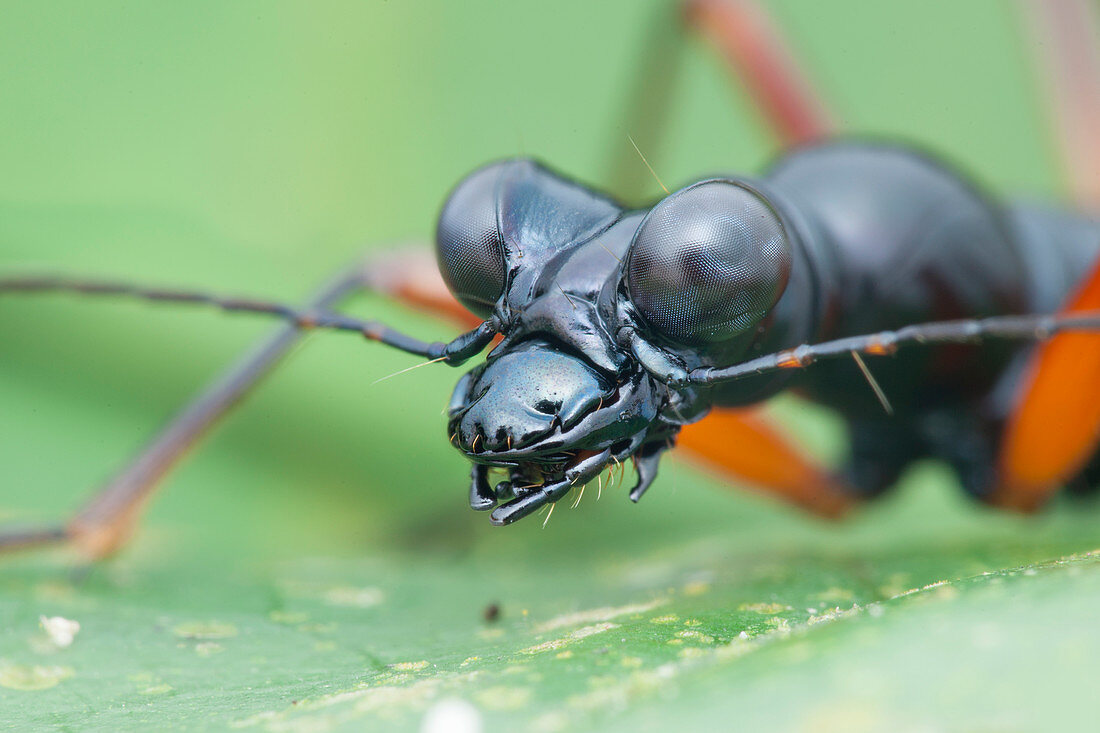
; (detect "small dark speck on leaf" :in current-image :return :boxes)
[483,603,501,623]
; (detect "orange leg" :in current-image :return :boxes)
[678,407,854,518]
[990,1,1100,509]
[993,257,1100,511]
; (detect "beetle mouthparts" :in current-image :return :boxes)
[500,457,574,497]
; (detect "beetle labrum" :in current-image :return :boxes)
[1,0,1100,557]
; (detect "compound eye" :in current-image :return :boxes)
[435,166,508,318]
[624,180,791,344]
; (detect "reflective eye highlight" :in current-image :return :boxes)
[624,180,791,344]
[436,165,508,318]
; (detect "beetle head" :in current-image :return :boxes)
[436,159,795,522]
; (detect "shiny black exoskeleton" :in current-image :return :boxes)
[438,141,1100,525]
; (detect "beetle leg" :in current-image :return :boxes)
[992,0,1100,503]
[844,418,922,499]
[607,0,835,202]
[992,256,1100,511]
[682,0,836,147]
[604,2,687,203]
[0,249,478,560]
[66,266,376,560]
[1065,454,1100,498]
[1018,0,1100,208]
[677,407,855,517]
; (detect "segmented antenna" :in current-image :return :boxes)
[685,312,1100,386]
[0,275,490,360]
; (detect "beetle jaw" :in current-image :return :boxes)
[455,403,685,525]
[443,322,712,524]
[448,373,682,524]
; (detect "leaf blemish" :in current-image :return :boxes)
[172,621,238,640]
[535,600,666,633]
[738,602,791,615]
[520,623,619,654]
[139,683,174,695]
[323,586,385,609]
[195,642,224,656]
[473,685,532,711]
[0,662,74,691]
[268,610,308,624]
[682,581,710,596]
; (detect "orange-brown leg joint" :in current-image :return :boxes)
[391,285,483,330]
[362,250,483,330]
[678,407,855,518]
[994,258,1100,511]
[66,510,141,561]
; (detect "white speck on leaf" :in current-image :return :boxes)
[39,616,80,648]
[420,698,483,733]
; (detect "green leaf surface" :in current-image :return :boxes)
[1,1,1096,730]
[3,475,1100,731]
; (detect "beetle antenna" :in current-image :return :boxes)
[0,274,496,362]
[627,134,670,194]
[682,311,1100,387]
[849,350,894,416]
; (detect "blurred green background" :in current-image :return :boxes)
[0,1,1096,730]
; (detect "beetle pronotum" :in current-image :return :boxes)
[1,0,1099,559]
